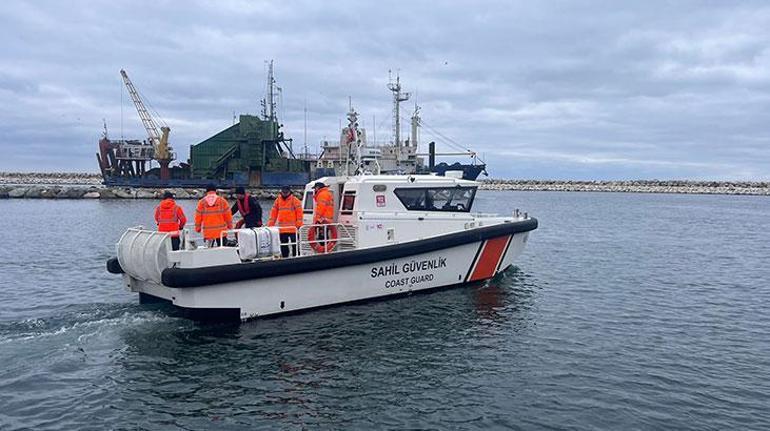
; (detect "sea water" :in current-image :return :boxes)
[1,191,768,430]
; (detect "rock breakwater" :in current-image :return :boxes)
[481,179,770,195]
[2,172,768,198]
[0,172,282,200]
[0,172,102,186]
[0,185,281,200]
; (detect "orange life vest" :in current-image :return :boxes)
[194,192,233,240]
[154,198,186,237]
[313,187,334,223]
[268,194,303,233]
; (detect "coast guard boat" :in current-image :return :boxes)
[107,174,537,321]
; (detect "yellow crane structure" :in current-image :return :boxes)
[119,69,175,180]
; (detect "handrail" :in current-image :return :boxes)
[214,224,357,257]
[297,223,357,256]
[355,211,476,220]
[216,226,299,247]
[178,223,208,249]
[352,210,518,220]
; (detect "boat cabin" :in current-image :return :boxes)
[301,175,480,248]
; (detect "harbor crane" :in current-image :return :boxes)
[120,69,174,180]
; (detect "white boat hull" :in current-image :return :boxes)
[123,229,531,321]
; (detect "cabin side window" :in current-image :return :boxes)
[340,192,356,214]
[393,188,426,210]
[393,187,476,212]
[303,191,314,214]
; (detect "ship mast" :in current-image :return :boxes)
[387,71,410,148]
[303,98,308,157]
[261,60,277,122]
[410,104,420,150]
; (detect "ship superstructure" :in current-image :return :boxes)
[316,73,485,180]
[317,73,423,176]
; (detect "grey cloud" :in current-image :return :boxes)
[0,0,769,179]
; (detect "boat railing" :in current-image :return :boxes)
[471,212,500,218]
[178,224,213,250]
[353,210,528,220]
[356,210,473,219]
[184,223,357,258]
[297,223,358,256]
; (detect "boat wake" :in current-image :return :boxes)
[0,303,177,345]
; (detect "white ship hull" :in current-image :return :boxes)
[118,222,534,321]
[108,174,538,321]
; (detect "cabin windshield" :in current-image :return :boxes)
[394,186,476,212]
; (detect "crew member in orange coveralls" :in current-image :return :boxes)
[195,184,232,246]
[312,182,334,224]
[311,182,335,251]
[267,185,303,257]
[154,190,187,250]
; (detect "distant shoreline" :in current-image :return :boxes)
[1,172,768,198]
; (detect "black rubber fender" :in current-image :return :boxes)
[106,257,124,274]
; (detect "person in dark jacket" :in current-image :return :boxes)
[231,186,263,229]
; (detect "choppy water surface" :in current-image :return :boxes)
[1,192,769,430]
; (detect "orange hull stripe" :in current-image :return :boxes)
[469,236,511,282]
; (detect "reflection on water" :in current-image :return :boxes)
[472,268,537,326]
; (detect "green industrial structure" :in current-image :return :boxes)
[189,114,311,186]
[101,61,314,188]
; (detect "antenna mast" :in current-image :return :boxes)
[304,99,308,156]
[410,104,420,149]
[387,71,410,148]
[262,60,277,122]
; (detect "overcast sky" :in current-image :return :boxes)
[1,1,769,179]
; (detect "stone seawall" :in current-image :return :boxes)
[0,172,281,200]
[0,185,280,200]
[481,179,770,196]
[0,172,103,186]
[2,172,769,198]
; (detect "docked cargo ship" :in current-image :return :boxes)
[97,62,312,188]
